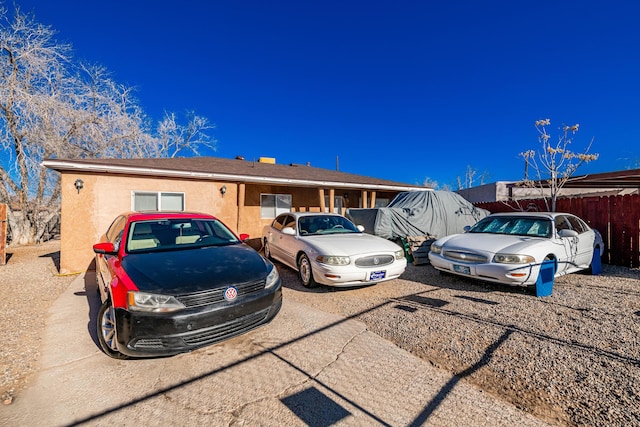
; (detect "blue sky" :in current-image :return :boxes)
[10,0,640,187]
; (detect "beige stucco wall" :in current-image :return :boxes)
[60,173,235,273]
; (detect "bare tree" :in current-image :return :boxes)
[155,111,216,158]
[422,177,439,189]
[518,118,598,211]
[456,165,490,190]
[0,6,215,244]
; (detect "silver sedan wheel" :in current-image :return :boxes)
[298,253,317,288]
[264,240,272,260]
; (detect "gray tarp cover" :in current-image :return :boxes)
[346,190,489,240]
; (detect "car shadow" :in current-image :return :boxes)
[405,263,536,296]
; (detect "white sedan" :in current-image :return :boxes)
[428,212,603,287]
[262,212,407,287]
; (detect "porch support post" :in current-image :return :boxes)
[237,183,246,232]
[318,188,326,212]
[361,190,368,208]
[370,191,376,208]
[329,188,335,213]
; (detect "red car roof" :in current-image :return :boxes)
[124,211,219,222]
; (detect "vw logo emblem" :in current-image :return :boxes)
[224,286,238,301]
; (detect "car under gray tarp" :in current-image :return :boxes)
[346,190,490,240]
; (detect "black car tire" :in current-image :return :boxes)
[97,299,129,359]
[298,253,317,288]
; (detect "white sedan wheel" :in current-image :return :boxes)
[298,254,317,288]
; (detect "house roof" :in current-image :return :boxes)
[503,168,640,190]
[43,157,424,192]
[561,168,640,189]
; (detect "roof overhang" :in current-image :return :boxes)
[43,159,423,192]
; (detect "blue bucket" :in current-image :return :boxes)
[590,248,602,275]
[535,260,555,297]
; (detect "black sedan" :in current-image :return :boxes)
[92,211,282,359]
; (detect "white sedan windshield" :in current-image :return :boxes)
[297,215,360,236]
[469,217,552,238]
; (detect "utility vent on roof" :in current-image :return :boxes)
[259,157,276,164]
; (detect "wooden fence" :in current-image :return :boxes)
[476,194,640,269]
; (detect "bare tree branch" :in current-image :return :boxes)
[0,6,215,243]
[517,119,599,211]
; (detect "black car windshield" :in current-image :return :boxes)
[469,216,552,238]
[298,215,360,236]
[127,218,240,252]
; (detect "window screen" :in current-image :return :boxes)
[261,194,292,218]
[132,191,185,211]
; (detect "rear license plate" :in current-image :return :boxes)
[453,264,471,275]
[369,271,386,281]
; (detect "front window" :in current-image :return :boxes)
[469,216,552,238]
[566,215,588,234]
[261,194,292,218]
[106,216,126,242]
[126,218,240,252]
[132,191,185,212]
[324,196,344,213]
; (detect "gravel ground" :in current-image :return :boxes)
[1,240,639,426]
[278,259,640,427]
[0,240,77,405]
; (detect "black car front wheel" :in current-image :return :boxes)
[97,299,129,359]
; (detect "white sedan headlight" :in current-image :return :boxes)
[127,291,185,312]
[493,254,535,264]
[395,249,404,260]
[317,255,350,265]
[430,243,443,254]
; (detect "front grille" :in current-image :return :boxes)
[176,279,266,308]
[183,308,270,346]
[355,255,394,267]
[442,251,488,263]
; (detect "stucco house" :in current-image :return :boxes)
[43,156,423,273]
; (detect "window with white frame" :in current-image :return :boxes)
[132,191,185,212]
[260,194,292,218]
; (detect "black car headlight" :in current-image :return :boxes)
[265,264,280,289]
[127,291,185,312]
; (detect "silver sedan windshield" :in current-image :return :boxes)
[297,215,360,236]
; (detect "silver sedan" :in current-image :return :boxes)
[428,212,602,287]
[262,212,407,287]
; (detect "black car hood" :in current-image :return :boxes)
[121,244,270,294]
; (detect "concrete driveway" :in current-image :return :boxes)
[1,272,551,426]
